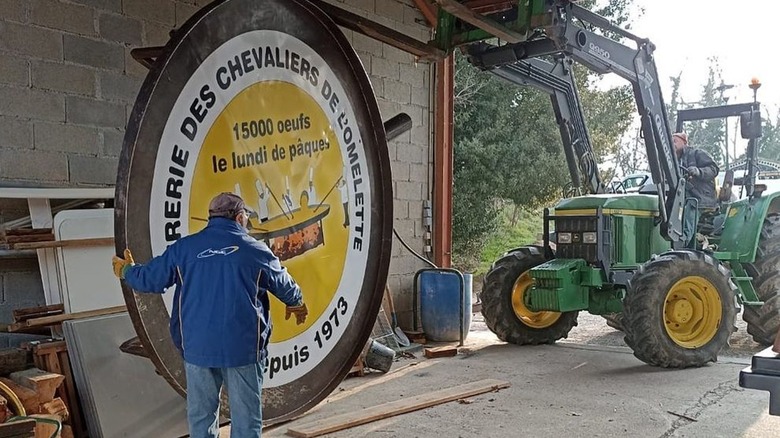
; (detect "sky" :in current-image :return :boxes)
[595,0,779,168]
[625,0,779,112]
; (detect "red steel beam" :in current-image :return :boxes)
[433,55,454,268]
[414,0,454,268]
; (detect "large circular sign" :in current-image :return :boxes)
[115,0,392,424]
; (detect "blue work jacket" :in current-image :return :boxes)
[123,217,303,368]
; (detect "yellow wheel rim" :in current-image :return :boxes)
[511,271,561,328]
[663,276,722,348]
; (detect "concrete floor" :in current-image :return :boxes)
[252,328,780,438]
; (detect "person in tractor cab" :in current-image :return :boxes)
[673,132,720,244]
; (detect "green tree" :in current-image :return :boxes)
[686,59,726,164]
[759,112,780,162]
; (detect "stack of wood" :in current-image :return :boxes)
[0,229,55,251]
[0,227,113,251]
[0,367,72,437]
[5,304,126,334]
[0,303,128,438]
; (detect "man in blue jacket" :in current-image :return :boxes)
[112,192,308,438]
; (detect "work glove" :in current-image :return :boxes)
[687,166,701,178]
[112,249,135,279]
[285,303,308,325]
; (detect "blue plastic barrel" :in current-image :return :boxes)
[414,269,472,343]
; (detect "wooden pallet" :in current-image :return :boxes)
[22,341,84,438]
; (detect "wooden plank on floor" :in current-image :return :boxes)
[424,345,458,358]
[285,379,510,438]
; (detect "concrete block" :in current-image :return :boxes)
[66,96,126,128]
[101,128,124,157]
[175,2,200,27]
[0,86,64,121]
[69,0,121,13]
[384,79,411,104]
[0,20,62,60]
[125,0,175,25]
[32,61,96,96]
[143,21,174,46]
[411,85,430,107]
[393,199,409,219]
[408,200,423,220]
[125,102,134,123]
[377,99,402,121]
[411,124,428,145]
[339,0,373,13]
[0,116,32,150]
[124,47,149,78]
[0,148,68,181]
[404,104,425,126]
[351,32,382,55]
[31,0,95,35]
[64,35,124,70]
[391,160,410,181]
[385,138,397,160]
[396,181,422,200]
[375,0,405,22]
[68,155,118,184]
[0,53,28,86]
[367,74,384,96]
[98,13,143,45]
[354,50,371,73]
[393,218,416,240]
[397,143,424,164]
[34,122,99,154]
[371,56,400,80]
[383,43,415,64]
[2,1,27,23]
[2,271,44,302]
[400,64,427,86]
[339,28,354,44]
[99,71,142,103]
[409,163,428,183]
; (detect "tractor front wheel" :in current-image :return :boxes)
[481,246,578,345]
[623,251,736,368]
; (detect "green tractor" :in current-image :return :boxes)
[433,1,780,367]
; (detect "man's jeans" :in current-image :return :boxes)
[184,361,264,438]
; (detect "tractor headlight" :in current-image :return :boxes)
[557,232,572,244]
[582,232,597,244]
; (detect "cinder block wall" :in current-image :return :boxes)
[0,0,434,329]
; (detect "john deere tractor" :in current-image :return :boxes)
[433,0,780,367]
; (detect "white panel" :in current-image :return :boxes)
[53,208,124,313]
[63,314,188,438]
[28,198,61,306]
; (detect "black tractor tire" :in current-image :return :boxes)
[481,246,579,345]
[623,250,737,368]
[742,213,780,345]
[602,313,624,331]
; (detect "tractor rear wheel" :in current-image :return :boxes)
[602,313,624,331]
[742,213,780,345]
[481,246,578,344]
[623,250,737,368]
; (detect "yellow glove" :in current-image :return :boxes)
[285,303,308,325]
[112,249,135,279]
